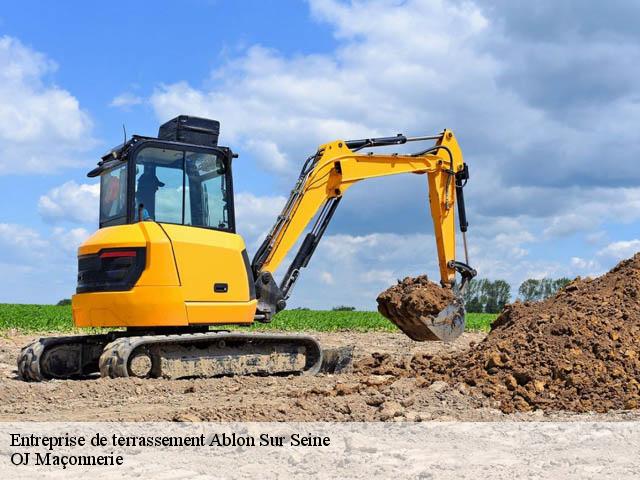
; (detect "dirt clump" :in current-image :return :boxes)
[377,275,457,341]
[404,253,640,413]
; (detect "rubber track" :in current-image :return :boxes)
[17,334,113,381]
[17,339,45,381]
[99,332,323,379]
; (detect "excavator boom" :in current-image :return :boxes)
[251,130,476,341]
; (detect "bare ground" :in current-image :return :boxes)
[0,331,638,422]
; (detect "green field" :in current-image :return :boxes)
[0,304,497,334]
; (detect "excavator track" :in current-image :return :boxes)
[99,332,323,379]
[18,331,324,381]
[18,334,114,381]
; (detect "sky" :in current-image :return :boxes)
[0,0,638,308]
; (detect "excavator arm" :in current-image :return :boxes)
[251,130,476,330]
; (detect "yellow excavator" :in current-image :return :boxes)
[18,116,475,381]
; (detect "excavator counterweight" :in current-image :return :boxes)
[17,115,475,381]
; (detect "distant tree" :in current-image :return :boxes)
[463,278,511,313]
[56,299,71,306]
[290,307,310,311]
[462,278,480,304]
[331,305,356,311]
[465,296,484,313]
[476,278,491,310]
[518,277,573,302]
[518,279,542,302]
[484,296,499,314]
[552,277,571,294]
[493,280,511,310]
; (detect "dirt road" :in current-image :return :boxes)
[1,331,638,422]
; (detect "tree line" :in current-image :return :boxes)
[463,277,571,313]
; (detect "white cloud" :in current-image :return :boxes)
[51,226,91,254]
[359,269,396,285]
[243,139,290,173]
[598,240,640,261]
[571,256,599,270]
[0,222,91,302]
[38,181,99,224]
[110,92,143,108]
[234,192,286,247]
[0,222,89,261]
[0,223,48,262]
[0,36,93,174]
[147,0,640,238]
[543,213,597,238]
[319,271,334,285]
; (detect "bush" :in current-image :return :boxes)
[331,305,356,311]
[56,299,71,306]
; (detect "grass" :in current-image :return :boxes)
[0,303,497,334]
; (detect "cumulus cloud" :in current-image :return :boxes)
[0,36,93,174]
[319,271,335,285]
[51,226,91,253]
[38,181,99,224]
[0,223,49,262]
[234,192,287,248]
[0,222,91,302]
[598,240,640,261]
[110,92,143,108]
[148,0,640,237]
[288,227,560,309]
[570,256,601,274]
[0,222,89,262]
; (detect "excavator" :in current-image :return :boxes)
[17,115,476,381]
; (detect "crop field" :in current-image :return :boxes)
[0,303,496,333]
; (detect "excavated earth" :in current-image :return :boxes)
[362,253,640,414]
[376,275,458,341]
[377,275,455,320]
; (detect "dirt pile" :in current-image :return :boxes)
[365,254,640,413]
[377,276,457,341]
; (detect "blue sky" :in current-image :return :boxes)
[0,0,639,307]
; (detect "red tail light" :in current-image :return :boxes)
[77,247,146,293]
[99,250,137,259]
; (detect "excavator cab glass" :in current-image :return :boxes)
[133,146,232,230]
[99,162,128,227]
[97,141,234,231]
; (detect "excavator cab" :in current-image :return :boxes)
[94,122,234,232]
[75,117,258,329]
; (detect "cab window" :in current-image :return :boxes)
[185,151,230,230]
[132,146,232,231]
[99,162,128,226]
[134,148,183,223]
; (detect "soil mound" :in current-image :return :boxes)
[367,254,640,413]
[377,276,457,341]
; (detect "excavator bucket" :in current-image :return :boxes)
[376,277,466,342]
